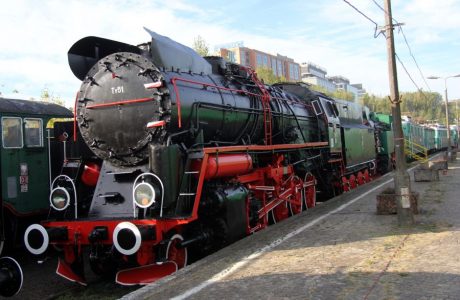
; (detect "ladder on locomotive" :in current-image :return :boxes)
[174,151,202,217]
[261,94,272,145]
[245,67,272,145]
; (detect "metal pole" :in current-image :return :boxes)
[384,0,414,225]
[456,99,459,148]
[444,79,451,158]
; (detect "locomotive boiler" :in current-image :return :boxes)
[24,29,377,285]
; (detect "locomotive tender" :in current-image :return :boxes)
[24,29,387,285]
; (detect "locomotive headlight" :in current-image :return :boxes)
[50,187,71,211]
[133,182,156,208]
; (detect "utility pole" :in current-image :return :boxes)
[444,81,451,158]
[384,0,414,225]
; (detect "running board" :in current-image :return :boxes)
[115,261,178,286]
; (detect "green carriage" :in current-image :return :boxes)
[0,98,72,253]
[373,113,395,172]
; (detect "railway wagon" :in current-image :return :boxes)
[372,113,395,173]
[450,126,458,148]
[0,98,72,253]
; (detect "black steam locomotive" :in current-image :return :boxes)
[24,29,389,285]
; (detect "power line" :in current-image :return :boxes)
[395,53,423,92]
[341,0,383,38]
[371,0,431,91]
[341,0,431,98]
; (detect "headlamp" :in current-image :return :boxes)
[133,182,156,208]
[49,187,70,211]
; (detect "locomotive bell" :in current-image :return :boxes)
[76,52,165,166]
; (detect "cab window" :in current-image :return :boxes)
[24,118,43,147]
[2,117,23,148]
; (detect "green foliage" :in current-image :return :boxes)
[360,93,390,113]
[192,35,209,57]
[40,88,65,106]
[256,67,287,84]
[359,90,453,124]
[309,84,355,101]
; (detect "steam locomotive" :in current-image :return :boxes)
[24,29,391,286]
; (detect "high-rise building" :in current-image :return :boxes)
[328,75,359,102]
[300,62,337,92]
[215,45,301,82]
[351,83,366,99]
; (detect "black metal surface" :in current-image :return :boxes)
[0,257,22,297]
[77,52,164,166]
[68,36,141,81]
[0,98,72,117]
[145,28,212,75]
[88,161,149,218]
[47,227,68,241]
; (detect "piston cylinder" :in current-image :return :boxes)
[198,154,253,179]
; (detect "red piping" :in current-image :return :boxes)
[74,92,78,142]
[203,141,328,153]
[85,97,154,109]
[170,77,182,128]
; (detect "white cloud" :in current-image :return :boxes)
[1,0,460,106]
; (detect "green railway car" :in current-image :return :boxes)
[432,126,448,150]
[373,113,395,173]
[450,126,458,148]
[335,99,376,171]
[423,127,436,152]
[0,98,72,254]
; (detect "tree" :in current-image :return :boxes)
[40,88,65,106]
[192,36,209,57]
[309,84,355,102]
[255,67,286,85]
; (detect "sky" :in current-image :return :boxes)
[1,0,460,107]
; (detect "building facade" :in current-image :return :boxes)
[328,75,359,102]
[215,45,301,82]
[351,83,366,99]
[300,62,337,93]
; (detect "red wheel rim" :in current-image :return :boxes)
[304,173,316,208]
[166,234,187,269]
[342,176,350,192]
[272,202,289,223]
[364,169,370,182]
[289,176,303,215]
[357,171,364,185]
[349,174,357,189]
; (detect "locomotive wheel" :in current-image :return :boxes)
[288,176,304,215]
[349,174,357,189]
[342,176,350,192]
[166,234,187,269]
[304,173,316,209]
[270,202,289,224]
[364,169,371,183]
[357,171,365,185]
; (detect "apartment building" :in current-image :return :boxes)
[215,44,301,82]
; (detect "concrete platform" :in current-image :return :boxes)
[123,156,460,300]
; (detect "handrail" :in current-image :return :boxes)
[404,138,428,162]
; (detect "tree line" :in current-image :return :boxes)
[361,91,459,124]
